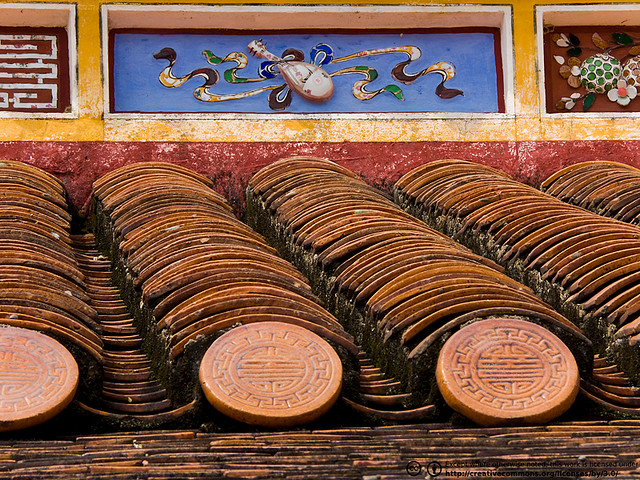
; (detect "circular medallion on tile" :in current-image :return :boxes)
[199,322,342,427]
[436,318,579,426]
[0,325,79,432]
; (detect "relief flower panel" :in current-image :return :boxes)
[545,25,640,113]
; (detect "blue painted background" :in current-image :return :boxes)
[112,31,501,113]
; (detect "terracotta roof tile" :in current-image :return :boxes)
[90,161,379,426]
[4,158,640,475]
[436,318,580,426]
[0,161,103,407]
[5,423,640,478]
[199,321,343,427]
[246,156,592,422]
[0,325,79,432]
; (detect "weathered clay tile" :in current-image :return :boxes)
[0,193,72,226]
[246,156,591,425]
[543,162,640,217]
[275,189,391,222]
[90,162,367,427]
[97,176,216,213]
[92,162,215,195]
[126,231,278,273]
[142,257,309,303]
[119,216,266,257]
[248,156,358,194]
[436,318,580,426]
[0,325,79,432]
[11,155,640,458]
[0,162,105,418]
[0,179,67,210]
[394,159,640,415]
[0,248,84,286]
[150,271,317,320]
[199,322,343,428]
[70,234,177,419]
[134,244,304,289]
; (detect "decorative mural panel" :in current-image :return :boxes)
[0,28,70,113]
[109,29,504,114]
[544,25,640,113]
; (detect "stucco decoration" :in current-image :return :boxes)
[111,29,502,113]
[0,28,71,113]
[545,26,640,113]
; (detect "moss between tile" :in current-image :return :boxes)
[90,195,363,429]
[245,186,451,417]
[393,190,604,383]
[90,197,208,409]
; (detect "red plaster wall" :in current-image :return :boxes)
[1,140,638,217]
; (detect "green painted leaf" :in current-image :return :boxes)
[583,92,596,111]
[567,47,582,57]
[383,84,404,100]
[224,70,248,83]
[203,50,224,65]
[355,66,378,81]
[612,32,633,45]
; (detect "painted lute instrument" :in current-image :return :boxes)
[248,40,334,102]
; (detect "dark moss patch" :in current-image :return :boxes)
[394,190,604,384]
[245,186,449,417]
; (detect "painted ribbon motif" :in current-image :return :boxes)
[154,41,463,111]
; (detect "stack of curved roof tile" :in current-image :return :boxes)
[542,161,640,225]
[0,160,103,382]
[394,159,640,398]
[69,234,180,421]
[6,422,640,479]
[246,157,591,412]
[91,162,359,410]
[581,353,640,414]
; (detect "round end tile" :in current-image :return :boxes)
[436,318,579,427]
[199,322,342,428]
[0,326,79,432]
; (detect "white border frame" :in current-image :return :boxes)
[102,3,515,120]
[537,3,640,118]
[0,3,77,119]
